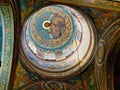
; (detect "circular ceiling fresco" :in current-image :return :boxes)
[20,5,96,79]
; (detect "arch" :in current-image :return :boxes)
[0,0,19,89]
[95,17,120,90]
[0,5,14,90]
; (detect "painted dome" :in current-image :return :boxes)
[20,5,96,79]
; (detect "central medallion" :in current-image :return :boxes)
[29,6,73,49]
[42,20,51,30]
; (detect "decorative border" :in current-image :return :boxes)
[0,5,14,90]
[48,0,120,12]
[20,81,79,90]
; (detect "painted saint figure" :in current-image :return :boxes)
[50,12,66,39]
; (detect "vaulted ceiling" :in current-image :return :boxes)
[0,0,120,90]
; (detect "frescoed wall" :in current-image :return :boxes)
[12,0,120,90]
[0,0,119,90]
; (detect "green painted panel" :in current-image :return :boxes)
[0,5,14,90]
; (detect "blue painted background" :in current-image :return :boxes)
[0,16,2,61]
